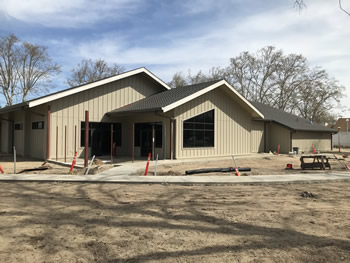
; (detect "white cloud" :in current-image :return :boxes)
[0,0,142,27]
[46,0,350,114]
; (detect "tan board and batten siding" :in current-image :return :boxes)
[251,121,264,153]
[266,123,291,153]
[13,110,25,156]
[46,74,164,159]
[173,86,253,159]
[292,131,332,152]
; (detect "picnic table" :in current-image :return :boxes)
[300,155,331,170]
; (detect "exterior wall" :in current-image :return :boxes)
[115,112,172,159]
[48,74,165,160]
[251,121,264,153]
[24,105,47,159]
[173,87,253,159]
[0,113,11,153]
[332,132,350,147]
[266,123,291,153]
[292,131,332,153]
[13,111,25,156]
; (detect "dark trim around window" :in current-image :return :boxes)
[183,109,214,148]
[32,121,44,129]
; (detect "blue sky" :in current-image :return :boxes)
[0,0,349,115]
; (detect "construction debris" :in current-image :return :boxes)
[300,191,316,198]
[333,154,350,171]
[185,167,251,175]
[18,163,52,174]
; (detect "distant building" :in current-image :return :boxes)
[329,118,350,132]
[330,118,350,147]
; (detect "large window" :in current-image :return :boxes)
[183,110,214,148]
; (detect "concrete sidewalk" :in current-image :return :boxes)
[0,172,349,184]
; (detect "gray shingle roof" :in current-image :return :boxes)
[108,80,220,115]
[251,101,335,132]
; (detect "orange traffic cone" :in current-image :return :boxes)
[0,165,4,174]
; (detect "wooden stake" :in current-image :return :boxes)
[74,125,77,154]
[46,106,50,160]
[232,156,240,176]
[56,126,58,161]
[64,125,67,163]
[84,111,89,168]
[152,124,155,161]
[170,119,173,160]
[132,122,135,163]
[110,123,113,164]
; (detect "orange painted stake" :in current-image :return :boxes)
[0,165,4,174]
[232,156,240,176]
[277,144,280,155]
[312,144,316,154]
[346,164,350,171]
[144,153,151,176]
[69,151,77,174]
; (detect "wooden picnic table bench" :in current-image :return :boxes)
[300,155,331,170]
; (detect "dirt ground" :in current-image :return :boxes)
[0,181,349,262]
[139,151,350,176]
[1,149,349,176]
[0,154,111,175]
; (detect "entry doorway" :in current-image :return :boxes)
[81,122,122,156]
[135,123,162,157]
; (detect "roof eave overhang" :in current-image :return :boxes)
[0,103,29,114]
[107,108,163,117]
[294,128,336,133]
[27,67,171,109]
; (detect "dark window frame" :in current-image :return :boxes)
[14,123,24,130]
[32,121,44,130]
[183,109,215,148]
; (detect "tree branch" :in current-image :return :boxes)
[339,0,350,16]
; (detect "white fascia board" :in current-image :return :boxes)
[161,80,264,119]
[28,67,171,108]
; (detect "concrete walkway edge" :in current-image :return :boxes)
[0,172,349,184]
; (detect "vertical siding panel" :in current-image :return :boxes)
[173,86,257,159]
[44,74,163,160]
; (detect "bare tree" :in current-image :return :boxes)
[271,54,307,112]
[0,34,60,106]
[67,58,124,87]
[0,34,20,105]
[17,42,60,102]
[227,46,344,122]
[227,46,283,105]
[168,67,229,89]
[168,46,344,123]
[294,0,350,16]
[168,72,187,88]
[295,68,344,123]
